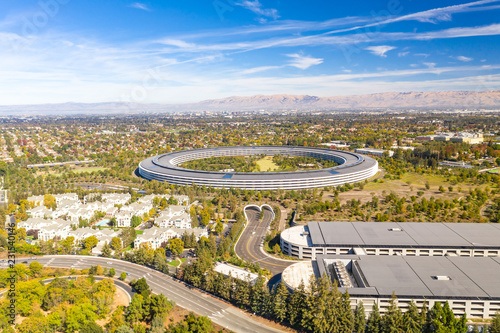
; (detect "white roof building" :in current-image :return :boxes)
[213,262,259,285]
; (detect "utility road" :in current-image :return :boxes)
[19,256,284,333]
[235,206,294,276]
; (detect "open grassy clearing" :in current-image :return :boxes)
[70,166,109,174]
[36,166,109,177]
[256,156,279,171]
[167,258,187,267]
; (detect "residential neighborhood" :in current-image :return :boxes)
[17,192,204,254]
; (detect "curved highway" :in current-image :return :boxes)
[20,256,284,333]
[235,206,295,275]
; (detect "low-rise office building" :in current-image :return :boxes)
[280,222,500,260]
[282,254,500,319]
[355,148,394,157]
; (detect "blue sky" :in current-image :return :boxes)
[1,0,500,104]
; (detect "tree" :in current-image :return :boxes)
[108,268,116,277]
[105,307,126,333]
[287,282,306,327]
[126,294,144,323]
[43,194,57,210]
[131,277,151,298]
[366,303,381,333]
[115,326,133,333]
[147,294,174,321]
[491,312,500,333]
[111,237,122,251]
[101,242,112,257]
[60,236,75,254]
[29,261,43,277]
[403,301,421,333]
[354,302,366,333]
[80,322,104,333]
[120,228,136,249]
[214,220,223,234]
[131,215,142,228]
[168,238,184,256]
[272,281,288,322]
[83,236,99,251]
[381,293,403,333]
[149,315,165,333]
[120,272,127,281]
[169,312,215,333]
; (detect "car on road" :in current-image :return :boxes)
[106,262,112,264]
[22,261,28,264]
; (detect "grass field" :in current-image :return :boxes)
[488,168,500,174]
[322,170,492,210]
[167,258,187,267]
[36,166,108,177]
[364,173,450,191]
[70,167,108,174]
[256,156,279,172]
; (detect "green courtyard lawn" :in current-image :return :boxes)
[256,156,279,172]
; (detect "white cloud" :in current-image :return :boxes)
[286,54,323,69]
[398,51,410,57]
[424,62,437,68]
[158,39,197,49]
[365,45,396,57]
[237,1,279,20]
[128,2,151,11]
[239,65,282,75]
[456,55,473,62]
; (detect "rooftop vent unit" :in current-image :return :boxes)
[432,275,452,281]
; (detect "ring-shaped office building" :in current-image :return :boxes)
[138,146,378,190]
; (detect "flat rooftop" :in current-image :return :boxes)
[213,262,259,283]
[305,222,500,249]
[315,254,500,299]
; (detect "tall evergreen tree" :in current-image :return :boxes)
[287,282,306,328]
[428,302,445,332]
[301,275,320,332]
[366,303,381,333]
[354,302,366,333]
[250,276,266,314]
[421,300,430,333]
[403,301,422,333]
[381,293,403,333]
[272,281,289,323]
[336,290,354,333]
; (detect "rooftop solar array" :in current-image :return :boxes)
[316,254,500,299]
[308,221,500,248]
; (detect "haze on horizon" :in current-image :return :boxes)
[2,0,500,105]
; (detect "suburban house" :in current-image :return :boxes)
[115,211,133,227]
[154,205,192,229]
[134,226,207,250]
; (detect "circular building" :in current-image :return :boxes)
[138,146,378,190]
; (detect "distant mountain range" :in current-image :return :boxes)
[2,90,500,115]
